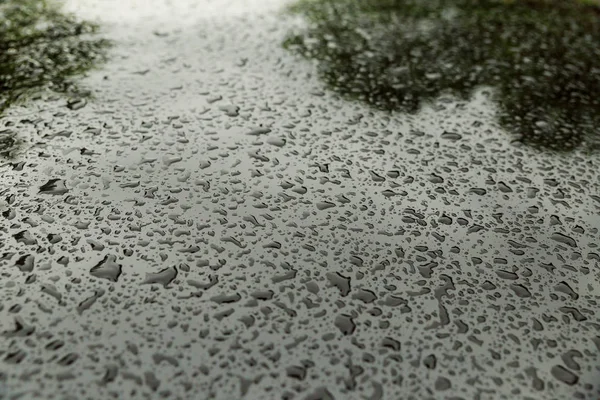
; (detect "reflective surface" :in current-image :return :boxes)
[0,0,109,117]
[0,0,110,160]
[1,1,599,399]
[284,0,600,151]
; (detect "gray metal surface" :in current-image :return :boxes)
[1,1,599,399]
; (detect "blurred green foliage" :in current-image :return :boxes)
[284,0,600,150]
[0,0,110,112]
[0,0,110,157]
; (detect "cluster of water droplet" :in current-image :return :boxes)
[0,2,599,399]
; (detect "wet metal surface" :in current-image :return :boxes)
[1,1,600,399]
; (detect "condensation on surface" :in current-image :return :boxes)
[1,1,599,399]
